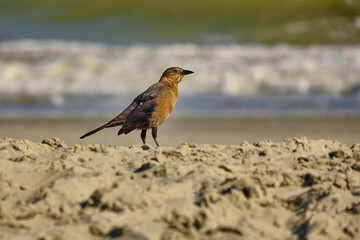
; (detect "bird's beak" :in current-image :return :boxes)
[181,70,194,75]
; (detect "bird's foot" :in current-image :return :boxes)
[141,144,151,150]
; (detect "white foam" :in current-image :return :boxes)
[0,40,359,106]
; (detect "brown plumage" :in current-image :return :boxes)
[80,67,194,146]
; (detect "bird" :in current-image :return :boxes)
[80,67,194,146]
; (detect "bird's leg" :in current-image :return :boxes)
[141,129,147,145]
[152,127,159,147]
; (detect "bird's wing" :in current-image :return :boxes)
[102,83,162,126]
[80,83,168,139]
[80,84,162,139]
[120,83,168,134]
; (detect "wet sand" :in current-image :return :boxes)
[0,117,359,146]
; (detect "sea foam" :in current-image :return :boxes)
[0,40,359,116]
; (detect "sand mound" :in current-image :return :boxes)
[0,137,359,240]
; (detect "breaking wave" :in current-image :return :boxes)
[0,40,359,116]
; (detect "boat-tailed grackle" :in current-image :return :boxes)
[80,67,194,146]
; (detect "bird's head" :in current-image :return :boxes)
[160,67,194,84]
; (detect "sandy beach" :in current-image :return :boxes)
[1,133,359,239]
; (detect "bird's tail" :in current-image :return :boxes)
[80,118,124,139]
[80,125,106,139]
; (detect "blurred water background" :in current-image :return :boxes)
[1,0,360,118]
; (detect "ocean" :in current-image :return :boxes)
[0,0,359,118]
[0,40,359,118]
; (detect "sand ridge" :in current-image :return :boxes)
[0,137,359,240]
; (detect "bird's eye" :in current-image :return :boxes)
[172,69,178,73]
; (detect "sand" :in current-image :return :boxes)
[1,117,360,146]
[1,137,359,240]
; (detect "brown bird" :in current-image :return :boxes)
[80,67,194,146]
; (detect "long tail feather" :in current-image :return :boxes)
[80,119,124,139]
[80,125,106,139]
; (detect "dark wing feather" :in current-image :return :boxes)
[118,83,165,135]
[121,100,156,134]
[80,82,165,139]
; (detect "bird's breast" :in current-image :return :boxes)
[149,87,178,127]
